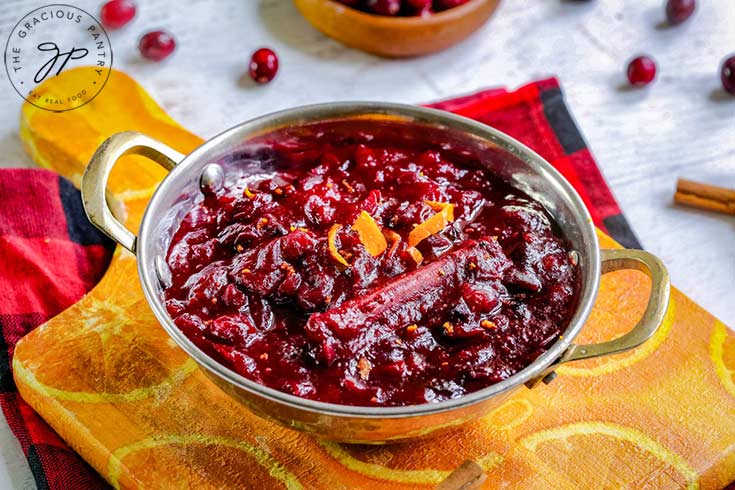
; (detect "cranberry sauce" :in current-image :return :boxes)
[163,121,579,407]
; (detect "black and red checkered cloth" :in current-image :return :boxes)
[0,79,647,489]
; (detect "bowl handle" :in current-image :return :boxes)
[526,248,670,387]
[81,131,184,254]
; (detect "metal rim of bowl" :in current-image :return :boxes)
[137,101,601,418]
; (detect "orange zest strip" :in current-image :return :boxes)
[407,202,455,248]
[352,211,388,257]
[328,224,350,267]
[383,228,401,256]
[424,200,450,212]
[481,319,497,330]
[407,246,423,265]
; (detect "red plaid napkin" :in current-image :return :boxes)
[0,169,112,488]
[0,79,643,488]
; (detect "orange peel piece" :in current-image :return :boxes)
[328,224,350,268]
[406,246,423,265]
[407,202,455,248]
[383,229,401,256]
[352,211,388,257]
[424,200,451,212]
[357,356,372,380]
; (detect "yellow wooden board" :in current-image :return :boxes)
[13,68,735,490]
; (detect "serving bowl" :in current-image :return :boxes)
[292,0,501,57]
[81,103,670,443]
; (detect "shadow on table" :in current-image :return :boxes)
[708,88,734,103]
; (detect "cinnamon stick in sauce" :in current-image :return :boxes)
[304,237,510,366]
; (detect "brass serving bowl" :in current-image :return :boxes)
[293,0,501,57]
[82,103,670,443]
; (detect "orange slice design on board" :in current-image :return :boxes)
[319,441,501,485]
[107,434,302,490]
[483,397,534,431]
[518,422,699,490]
[557,297,675,377]
[710,320,735,399]
[13,296,196,403]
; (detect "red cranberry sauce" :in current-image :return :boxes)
[163,122,579,407]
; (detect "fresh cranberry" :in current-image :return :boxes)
[365,0,401,15]
[434,0,470,11]
[100,0,136,29]
[406,0,433,13]
[666,0,695,24]
[249,48,279,84]
[626,56,657,86]
[139,30,176,61]
[339,0,470,16]
[721,55,735,96]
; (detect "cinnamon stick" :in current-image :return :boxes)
[674,178,735,215]
[304,237,510,366]
[435,460,487,490]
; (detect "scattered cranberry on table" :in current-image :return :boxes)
[139,30,176,61]
[721,55,735,96]
[336,0,470,16]
[626,56,657,86]
[665,0,696,25]
[99,0,136,29]
[249,48,279,84]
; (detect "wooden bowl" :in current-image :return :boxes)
[292,0,501,58]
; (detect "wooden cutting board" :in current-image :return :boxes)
[13,67,735,490]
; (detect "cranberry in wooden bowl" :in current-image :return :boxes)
[82,103,670,442]
[292,0,501,57]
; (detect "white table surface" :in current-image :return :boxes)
[0,0,733,487]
